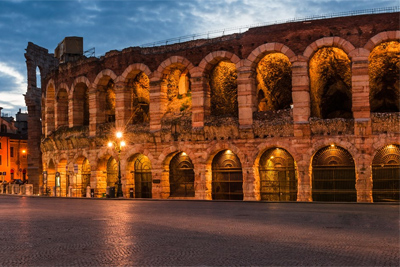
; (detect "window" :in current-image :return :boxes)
[0,155,2,165]
[0,143,2,149]
[10,147,14,158]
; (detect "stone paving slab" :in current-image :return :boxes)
[0,195,398,266]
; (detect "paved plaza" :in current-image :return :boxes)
[0,196,398,266]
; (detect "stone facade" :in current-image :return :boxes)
[25,12,400,201]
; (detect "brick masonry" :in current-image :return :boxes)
[25,12,400,201]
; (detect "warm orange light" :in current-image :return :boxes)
[108,142,113,148]
[270,156,274,159]
[120,141,126,147]
[181,152,187,156]
[116,132,123,138]
[331,144,335,147]
[22,149,26,154]
[226,150,232,154]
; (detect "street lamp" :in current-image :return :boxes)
[108,131,126,198]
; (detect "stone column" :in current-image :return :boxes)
[291,57,311,137]
[237,68,256,128]
[191,75,209,128]
[149,80,163,131]
[243,166,258,201]
[296,162,312,201]
[350,48,372,135]
[91,170,106,197]
[355,158,373,202]
[114,81,128,129]
[88,86,98,136]
[151,167,168,199]
[194,164,210,200]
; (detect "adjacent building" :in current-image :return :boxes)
[0,108,28,183]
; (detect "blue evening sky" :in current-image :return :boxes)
[0,0,397,117]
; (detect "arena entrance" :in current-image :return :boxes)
[212,150,243,200]
[259,148,297,201]
[133,154,152,198]
[312,145,356,202]
[372,144,400,202]
[169,152,195,197]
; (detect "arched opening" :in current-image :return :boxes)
[372,144,400,202]
[47,159,56,193]
[163,67,191,118]
[169,152,195,197]
[210,61,238,118]
[369,41,400,113]
[312,145,356,202]
[127,71,150,124]
[56,88,69,128]
[128,154,152,198]
[36,67,41,89]
[97,77,115,124]
[309,47,352,119]
[107,157,118,193]
[259,148,297,201]
[256,53,292,112]
[73,83,89,126]
[45,84,55,134]
[212,150,243,200]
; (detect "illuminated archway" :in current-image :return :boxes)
[259,148,297,201]
[256,53,292,112]
[126,71,150,124]
[210,61,238,117]
[56,87,68,128]
[312,145,356,202]
[369,41,400,113]
[372,144,400,202]
[212,150,243,200]
[309,47,352,119]
[169,152,195,197]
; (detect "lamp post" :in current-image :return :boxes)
[108,131,125,198]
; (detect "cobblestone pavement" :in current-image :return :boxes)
[0,196,398,266]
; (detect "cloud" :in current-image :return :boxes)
[0,62,26,93]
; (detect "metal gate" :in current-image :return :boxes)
[134,154,152,198]
[312,145,356,202]
[169,152,195,197]
[259,148,297,201]
[212,150,243,200]
[372,144,400,202]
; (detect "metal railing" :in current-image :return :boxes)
[139,6,399,48]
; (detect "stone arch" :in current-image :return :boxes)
[311,144,357,202]
[247,42,296,70]
[71,76,91,127]
[248,45,294,112]
[92,69,118,124]
[154,56,195,122]
[303,37,356,60]
[120,64,152,125]
[364,31,400,52]
[125,153,153,198]
[44,80,56,135]
[368,40,400,113]
[309,46,352,119]
[55,83,69,129]
[198,51,240,119]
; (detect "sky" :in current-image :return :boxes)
[0,0,397,117]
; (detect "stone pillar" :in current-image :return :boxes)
[291,57,311,137]
[149,80,163,131]
[350,48,372,135]
[237,68,256,128]
[91,170,106,197]
[243,166,258,201]
[115,81,128,129]
[151,167,168,199]
[297,163,312,202]
[355,159,373,202]
[194,164,210,200]
[191,75,209,128]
